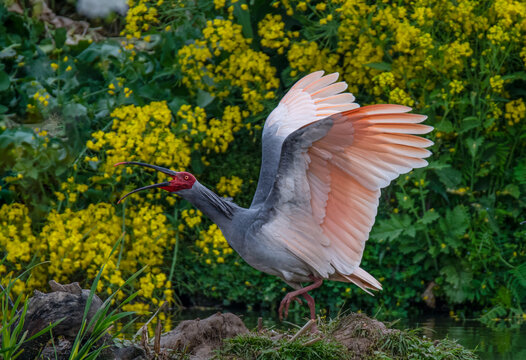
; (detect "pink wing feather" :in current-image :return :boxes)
[260,72,433,293]
[265,71,359,138]
[307,106,433,292]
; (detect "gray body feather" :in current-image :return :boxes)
[177,118,334,289]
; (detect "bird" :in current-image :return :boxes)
[115,71,433,325]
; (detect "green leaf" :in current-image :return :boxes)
[512,262,526,288]
[0,128,36,150]
[435,167,462,188]
[233,1,253,39]
[449,205,469,235]
[191,150,205,175]
[435,119,454,133]
[370,215,411,242]
[405,226,416,238]
[54,27,67,49]
[439,205,469,246]
[480,305,507,325]
[60,75,80,92]
[0,44,19,59]
[370,218,404,242]
[365,62,392,71]
[420,210,439,225]
[16,161,39,179]
[196,89,215,108]
[63,103,87,119]
[395,192,414,211]
[412,252,426,263]
[503,184,520,199]
[502,71,526,81]
[0,70,10,91]
[440,263,473,303]
[427,159,450,170]
[168,97,187,114]
[458,116,480,134]
[77,42,124,63]
[513,163,526,184]
[466,137,483,158]
[494,286,512,308]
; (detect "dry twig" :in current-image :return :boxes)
[154,319,162,354]
[289,319,316,342]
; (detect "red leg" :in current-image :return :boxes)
[278,277,323,321]
[302,292,316,320]
[302,292,319,333]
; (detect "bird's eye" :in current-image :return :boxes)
[184,175,189,180]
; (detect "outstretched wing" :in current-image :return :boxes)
[250,71,359,207]
[256,104,433,291]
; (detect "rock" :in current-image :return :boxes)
[160,312,249,359]
[40,338,72,360]
[331,313,395,359]
[14,280,104,360]
[24,281,103,339]
[112,340,148,360]
[422,281,437,309]
[49,280,83,295]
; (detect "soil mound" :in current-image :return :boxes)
[331,313,395,358]
[160,312,248,359]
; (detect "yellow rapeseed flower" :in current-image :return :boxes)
[490,75,504,93]
[449,80,465,95]
[504,98,525,125]
[258,14,290,54]
[216,176,243,198]
[389,87,414,107]
[88,101,192,178]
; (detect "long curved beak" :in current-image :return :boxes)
[114,161,178,176]
[114,162,178,204]
[116,182,171,204]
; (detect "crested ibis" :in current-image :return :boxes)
[116,71,433,324]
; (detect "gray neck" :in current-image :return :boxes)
[176,181,238,231]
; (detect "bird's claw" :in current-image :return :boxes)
[293,297,303,306]
[278,294,302,321]
[310,323,319,333]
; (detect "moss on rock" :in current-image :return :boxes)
[214,313,478,360]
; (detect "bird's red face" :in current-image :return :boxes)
[114,162,196,203]
[159,171,196,193]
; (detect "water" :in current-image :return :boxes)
[164,309,526,359]
[401,316,526,360]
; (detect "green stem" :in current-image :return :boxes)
[81,88,108,98]
[400,184,438,271]
[168,209,179,285]
[470,151,475,192]
[418,185,438,271]
[497,252,514,270]
[56,60,62,106]
[116,202,126,269]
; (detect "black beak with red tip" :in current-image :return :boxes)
[114,161,177,204]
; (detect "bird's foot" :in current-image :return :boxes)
[278,278,323,322]
[278,293,302,321]
[310,321,319,333]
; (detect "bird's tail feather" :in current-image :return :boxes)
[332,267,382,295]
